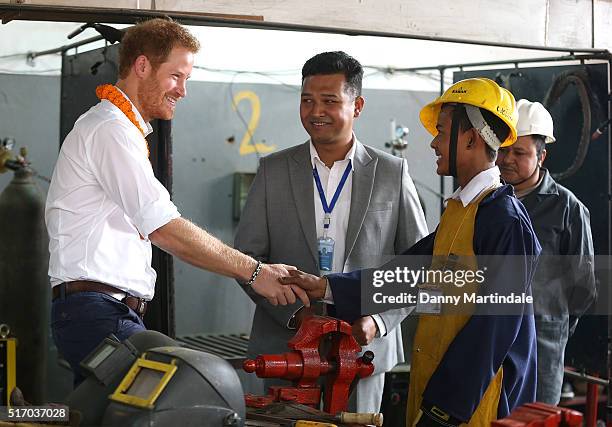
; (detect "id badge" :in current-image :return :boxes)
[318,236,335,272]
[416,287,443,315]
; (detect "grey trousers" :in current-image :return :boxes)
[535,316,569,405]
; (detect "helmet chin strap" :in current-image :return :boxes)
[448,107,461,178]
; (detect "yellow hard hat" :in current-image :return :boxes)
[419,77,518,148]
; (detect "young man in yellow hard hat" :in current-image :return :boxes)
[282,78,541,427]
[497,99,596,405]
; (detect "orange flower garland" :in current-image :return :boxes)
[96,84,149,157]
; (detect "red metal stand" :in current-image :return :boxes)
[585,382,600,427]
[492,402,583,427]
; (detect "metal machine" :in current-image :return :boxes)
[0,324,16,407]
[64,330,245,426]
[101,346,245,427]
[65,331,177,426]
[0,143,49,404]
[243,316,375,416]
[384,119,410,157]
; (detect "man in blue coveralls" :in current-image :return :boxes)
[282,78,541,427]
[497,99,596,404]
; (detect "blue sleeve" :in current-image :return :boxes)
[422,200,539,421]
[327,231,436,323]
[326,270,363,324]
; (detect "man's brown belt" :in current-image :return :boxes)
[52,280,148,318]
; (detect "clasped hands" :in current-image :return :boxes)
[251,265,327,307]
[274,269,378,346]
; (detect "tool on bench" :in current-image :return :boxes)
[247,411,337,426]
[247,401,383,426]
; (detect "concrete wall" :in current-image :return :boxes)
[0,72,439,334]
[0,74,58,192]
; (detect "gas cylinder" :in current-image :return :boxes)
[0,163,49,404]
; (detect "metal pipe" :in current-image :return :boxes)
[1,4,609,55]
[591,0,595,49]
[393,53,611,73]
[58,50,66,152]
[27,35,103,60]
[607,57,612,427]
[563,369,609,387]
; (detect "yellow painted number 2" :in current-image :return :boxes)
[232,91,276,156]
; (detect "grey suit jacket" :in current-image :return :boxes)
[234,140,428,374]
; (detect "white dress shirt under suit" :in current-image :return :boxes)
[309,140,386,336]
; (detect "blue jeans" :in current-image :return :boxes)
[51,291,146,387]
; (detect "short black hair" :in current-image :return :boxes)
[532,134,547,158]
[301,51,363,98]
[449,104,510,161]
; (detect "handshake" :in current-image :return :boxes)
[248,263,327,307]
[250,263,378,347]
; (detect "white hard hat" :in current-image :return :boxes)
[516,99,556,143]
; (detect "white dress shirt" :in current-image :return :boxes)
[447,166,503,206]
[45,87,180,299]
[310,139,386,335]
[310,140,355,274]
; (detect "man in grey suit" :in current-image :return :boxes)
[235,51,428,413]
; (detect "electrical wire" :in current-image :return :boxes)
[0,68,60,74]
[543,69,593,181]
[196,65,300,76]
[0,51,447,172]
[227,71,265,164]
[203,67,298,167]
[412,178,445,200]
[363,65,447,83]
[194,65,301,91]
[0,46,449,87]
[30,167,51,184]
[0,51,62,75]
[0,53,32,60]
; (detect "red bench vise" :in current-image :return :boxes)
[243,315,375,414]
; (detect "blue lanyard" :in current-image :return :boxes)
[313,160,352,229]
